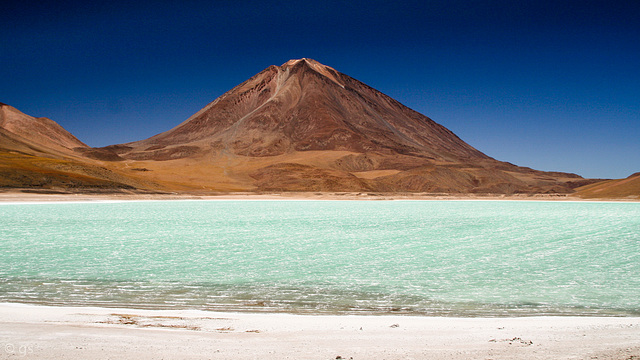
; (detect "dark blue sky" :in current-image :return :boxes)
[2,0,638,179]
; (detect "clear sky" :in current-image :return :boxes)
[1,0,638,179]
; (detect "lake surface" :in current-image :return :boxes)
[1,200,638,316]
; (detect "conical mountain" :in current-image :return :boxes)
[116,58,486,161]
[98,59,586,193]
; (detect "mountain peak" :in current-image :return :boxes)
[280,58,345,88]
[281,58,317,67]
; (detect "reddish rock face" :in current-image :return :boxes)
[1,60,593,194]
[119,58,487,161]
[101,58,586,194]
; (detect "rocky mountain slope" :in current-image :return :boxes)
[1,59,615,195]
[95,59,590,194]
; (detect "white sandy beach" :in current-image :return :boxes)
[1,303,639,359]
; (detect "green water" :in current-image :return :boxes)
[1,200,638,316]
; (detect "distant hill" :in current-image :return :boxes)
[0,104,153,192]
[0,103,87,154]
[575,173,640,199]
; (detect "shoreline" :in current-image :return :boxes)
[1,190,638,203]
[1,303,639,359]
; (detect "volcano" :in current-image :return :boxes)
[3,59,595,194]
[93,58,583,193]
[116,58,486,162]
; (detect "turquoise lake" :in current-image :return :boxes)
[1,200,638,316]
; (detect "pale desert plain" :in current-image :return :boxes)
[1,192,639,360]
[1,303,639,360]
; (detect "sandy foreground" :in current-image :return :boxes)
[0,304,638,360]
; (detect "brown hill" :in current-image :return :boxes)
[98,58,584,194]
[574,172,640,199]
[0,103,87,155]
[0,103,155,192]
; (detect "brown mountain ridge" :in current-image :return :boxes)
[0,103,157,191]
[1,59,620,196]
